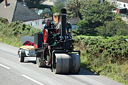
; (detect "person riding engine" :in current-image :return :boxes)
[56,18,72,36]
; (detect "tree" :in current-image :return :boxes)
[77,0,115,34]
[66,0,83,18]
[51,0,65,13]
[96,19,128,37]
[80,0,114,22]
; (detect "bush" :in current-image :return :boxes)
[51,0,64,13]
[96,20,128,37]
[0,17,41,47]
[0,17,8,23]
[77,19,90,34]
[73,36,128,84]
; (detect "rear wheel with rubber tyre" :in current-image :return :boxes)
[36,53,46,67]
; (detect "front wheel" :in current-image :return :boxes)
[52,53,80,74]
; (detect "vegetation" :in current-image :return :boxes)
[0,17,41,47]
[0,0,128,84]
[51,0,65,14]
[66,0,82,18]
[66,1,128,83]
[67,0,128,37]
[73,35,128,84]
[78,1,115,34]
[40,8,52,18]
[96,19,128,37]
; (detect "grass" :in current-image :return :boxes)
[0,35,21,47]
[74,35,128,85]
[76,35,128,41]
[76,35,103,38]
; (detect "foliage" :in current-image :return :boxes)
[80,0,114,19]
[66,0,82,18]
[0,17,9,23]
[41,8,52,18]
[96,20,128,37]
[0,17,41,47]
[67,0,124,37]
[77,18,98,34]
[74,36,128,84]
[51,0,65,14]
[76,0,115,35]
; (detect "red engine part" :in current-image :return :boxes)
[43,29,47,43]
[56,29,59,33]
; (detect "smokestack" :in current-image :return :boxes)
[61,8,67,37]
[4,0,7,7]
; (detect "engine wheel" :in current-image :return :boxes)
[52,53,80,74]
[36,53,46,67]
[43,46,52,66]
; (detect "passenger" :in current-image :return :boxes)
[56,19,72,36]
[44,19,51,29]
[42,19,55,33]
[66,20,72,36]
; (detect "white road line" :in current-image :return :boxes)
[0,64,10,69]
[22,75,44,85]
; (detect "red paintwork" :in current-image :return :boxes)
[23,41,37,49]
[43,29,47,43]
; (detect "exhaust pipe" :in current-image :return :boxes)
[61,8,67,38]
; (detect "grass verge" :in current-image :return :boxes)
[74,35,128,84]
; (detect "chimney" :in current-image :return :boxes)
[61,8,67,38]
[4,0,7,7]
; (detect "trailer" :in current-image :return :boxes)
[18,8,80,74]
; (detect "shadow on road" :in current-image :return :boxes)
[57,68,99,76]
[23,59,98,76]
[24,60,51,68]
[77,68,98,75]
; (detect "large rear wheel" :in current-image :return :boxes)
[43,47,52,66]
[36,53,46,67]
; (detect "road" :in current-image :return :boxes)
[0,43,124,85]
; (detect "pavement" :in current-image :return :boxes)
[0,43,124,85]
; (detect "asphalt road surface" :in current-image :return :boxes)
[0,43,124,85]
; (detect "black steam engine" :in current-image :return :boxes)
[34,8,80,74]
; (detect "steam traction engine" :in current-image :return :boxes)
[18,9,80,74]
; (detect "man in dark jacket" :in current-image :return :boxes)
[42,19,55,32]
